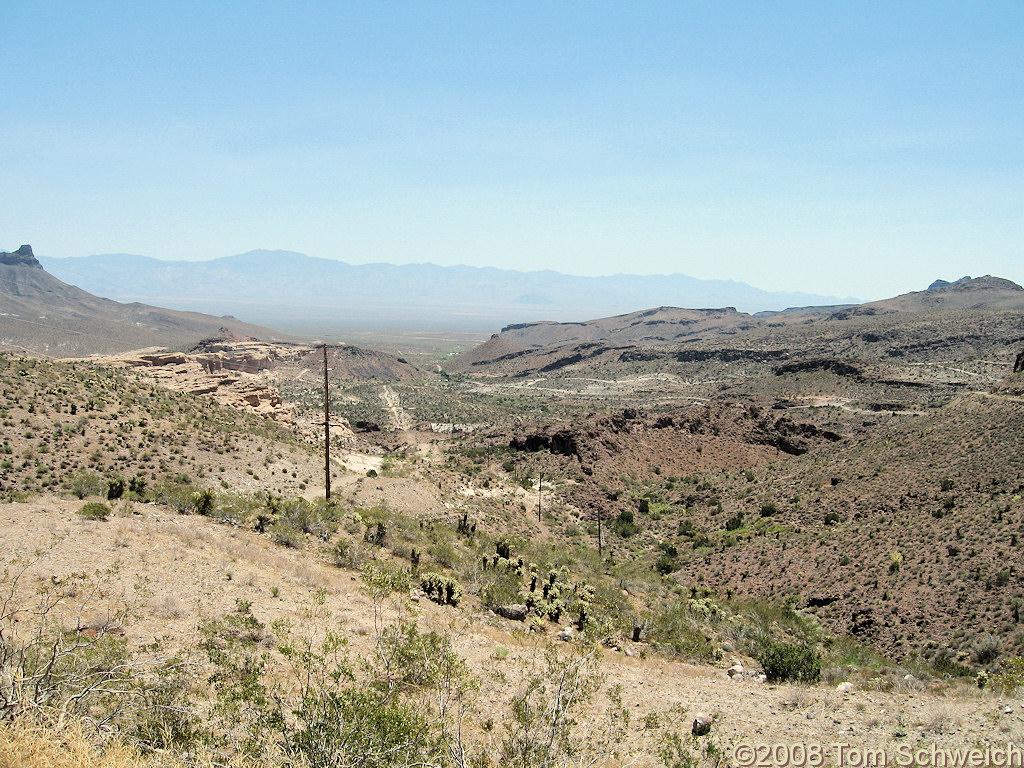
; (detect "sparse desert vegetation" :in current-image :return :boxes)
[2,276,1024,765]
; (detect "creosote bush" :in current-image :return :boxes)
[77,500,111,521]
[759,642,822,684]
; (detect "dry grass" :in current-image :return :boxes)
[0,720,148,768]
[0,719,257,768]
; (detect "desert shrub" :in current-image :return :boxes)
[68,471,105,499]
[277,497,332,540]
[989,656,1024,695]
[659,716,727,768]
[823,511,840,526]
[611,508,640,538]
[479,561,522,610]
[972,634,1001,665]
[270,519,303,549]
[931,650,974,678]
[153,479,199,514]
[77,501,111,521]
[1,566,202,748]
[419,572,462,607]
[212,492,259,525]
[655,552,679,575]
[428,536,460,569]
[500,645,628,768]
[759,642,821,683]
[647,596,719,662]
[203,601,470,767]
[759,502,778,517]
[724,511,744,531]
[332,539,365,569]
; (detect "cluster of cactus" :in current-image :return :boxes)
[456,510,476,537]
[419,572,462,606]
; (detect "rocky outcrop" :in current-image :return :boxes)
[0,245,41,268]
[928,276,971,290]
[774,358,862,378]
[1015,349,1024,374]
[510,404,841,471]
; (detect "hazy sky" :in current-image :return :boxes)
[3,1,1021,301]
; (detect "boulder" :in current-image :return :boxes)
[496,604,528,621]
[692,714,713,736]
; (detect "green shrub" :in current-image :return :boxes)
[989,657,1024,695]
[479,561,522,610]
[612,508,640,538]
[931,651,975,678]
[68,471,105,499]
[647,596,719,662]
[759,642,821,683]
[270,520,303,549]
[77,501,111,521]
[655,552,679,575]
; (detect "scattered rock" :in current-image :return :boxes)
[836,682,854,694]
[727,664,744,678]
[557,627,574,642]
[692,714,713,736]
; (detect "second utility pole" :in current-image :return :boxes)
[323,344,331,500]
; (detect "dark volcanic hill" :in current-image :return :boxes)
[498,306,759,348]
[0,245,297,357]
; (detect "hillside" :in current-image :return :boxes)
[0,244,297,357]
[3,272,1024,766]
[2,353,1023,767]
[449,276,1024,378]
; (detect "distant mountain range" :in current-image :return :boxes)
[39,250,858,332]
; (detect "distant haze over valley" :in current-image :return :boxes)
[40,250,859,333]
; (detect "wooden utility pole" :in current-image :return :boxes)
[323,344,331,500]
[537,473,542,522]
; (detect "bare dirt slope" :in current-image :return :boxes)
[2,497,1020,765]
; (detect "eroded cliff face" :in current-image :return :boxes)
[0,244,42,268]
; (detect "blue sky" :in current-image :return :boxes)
[2,1,1021,301]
